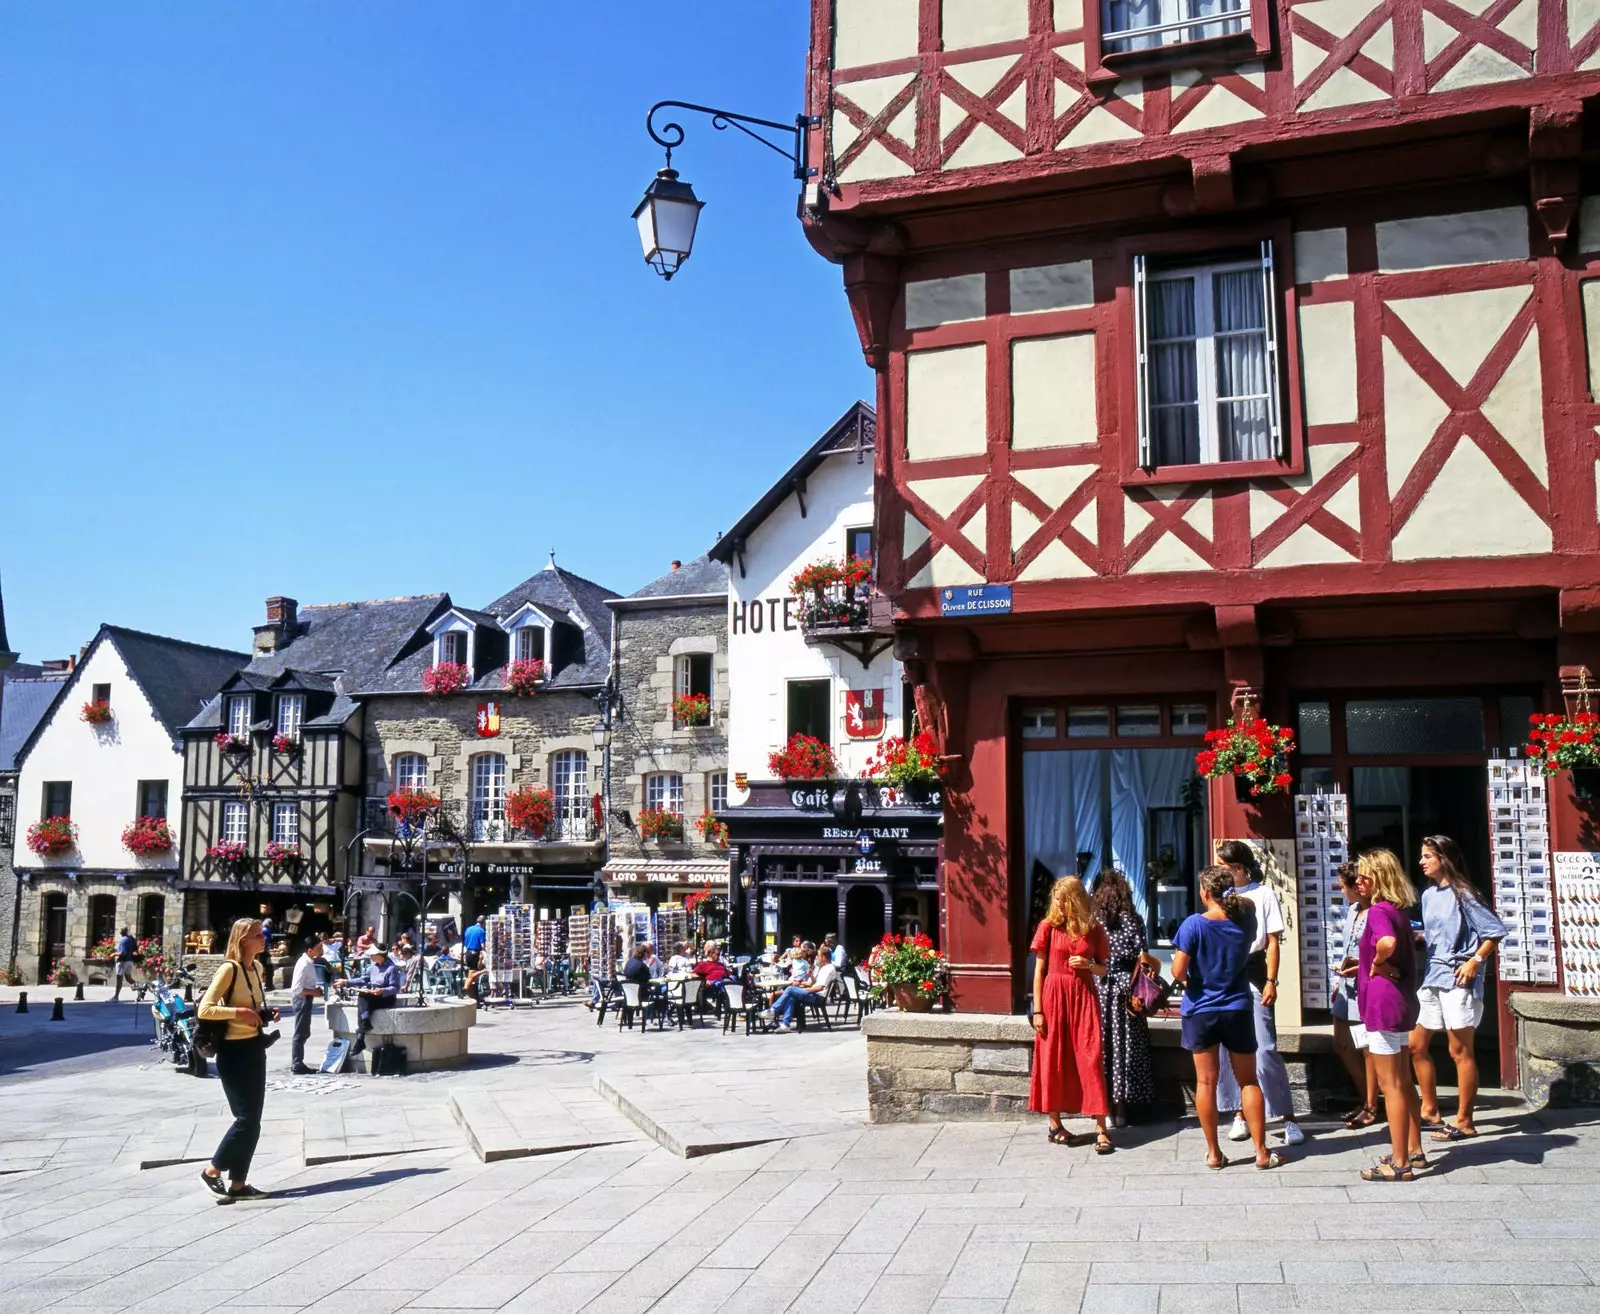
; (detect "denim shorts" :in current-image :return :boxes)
[1180,1008,1258,1054]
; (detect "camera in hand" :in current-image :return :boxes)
[258,1005,281,1048]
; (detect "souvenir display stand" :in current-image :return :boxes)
[1488,758,1557,985]
[1552,852,1600,998]
[1294,790,1350,1016]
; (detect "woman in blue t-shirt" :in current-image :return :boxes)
[1171,866,1284,1171]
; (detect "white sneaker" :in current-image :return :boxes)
[759,1009,774,1022]
[1227,1116,1250,1142]
[1281,1121,1306,1146]
[782,1022,798,1032]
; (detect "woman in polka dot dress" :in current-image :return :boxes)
[1093,869,1159,1124]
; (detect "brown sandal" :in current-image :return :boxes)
[1343,1105,1378,1129]
[1047,1126,1070,1145]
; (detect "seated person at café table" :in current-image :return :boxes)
[351,944,402,1054]
[762,943,837,1031]
[622,943,654,987]
[667,942,694,974]
[692,943,730,986]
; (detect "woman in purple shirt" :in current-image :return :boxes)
[1355,850,1424,1181]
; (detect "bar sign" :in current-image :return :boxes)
[940,584,1012,617]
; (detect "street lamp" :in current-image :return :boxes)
[633,100,819,279]
[592,689,614,908]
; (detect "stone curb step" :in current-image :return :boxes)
[448,1090,631,1163]
[592,1073,784,1159]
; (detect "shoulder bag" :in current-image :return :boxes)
[1128,960,1172,1017]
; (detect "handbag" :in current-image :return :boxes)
[1128,960,1172,1017]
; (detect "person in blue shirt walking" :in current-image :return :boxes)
[1408,835,1506,1142]
[462,917,487,969]
[111,928,139,1000]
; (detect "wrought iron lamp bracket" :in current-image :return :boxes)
[646,100,819,180]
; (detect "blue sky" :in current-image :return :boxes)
[0,2,870,661]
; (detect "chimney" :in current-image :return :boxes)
[42,658,71,674]
[254,596,299,655]
[670,560,681,571]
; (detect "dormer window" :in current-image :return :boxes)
[437,630,467,666]
[514,626,546,665]
[226,695,253,739]
[276,694,305,743]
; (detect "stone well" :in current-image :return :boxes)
[1509,992,1600,1107]
[325,998,476,1073]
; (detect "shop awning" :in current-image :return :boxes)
[601,858,729,887]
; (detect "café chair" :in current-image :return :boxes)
[794,991,834,1033]
[619,981,656,1034]
[669,977,704,1029]
[721,981,760,1035]
[838,972,871,1026]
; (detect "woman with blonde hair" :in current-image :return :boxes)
[198,918,279,1202]
[1355,849,1424,1181]
[1029,875,1113,1153]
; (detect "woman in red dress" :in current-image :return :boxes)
[1030,876,1113,1153]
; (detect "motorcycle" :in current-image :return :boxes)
[147,967,207,1077]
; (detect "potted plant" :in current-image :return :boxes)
[0,962,21,987]
[214,731,250,755]
[769,733,837,781]
[506,785,555,838]
[271,732,299,757]
[26,816,77,857]
[265,841,300,870]
[1526,712,1600,796]
[673,692,711,728]
[694,811,729,848]
[867,932,947,1012]
[422,661,472,696]
[1196,716,1294,798]
[388,787,441,829]
[206,841,249,874]
[138,939,167,981]
[80,699,113,725]
[504,658,546,697]
[122,815,174,858]
[638,807,685,843]
[862,732,945,804]
[48,960,78,988]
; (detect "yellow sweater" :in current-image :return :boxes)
[198,959,267,1042]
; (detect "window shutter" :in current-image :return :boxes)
[1260,239,1284,459]
[1133,254,1152,468]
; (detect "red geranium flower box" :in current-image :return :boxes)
[504,659,546,697]
[80,699,113,725]
[27,816,77,857]
[638,807,685,842]
[422,661,471,696]
[507,785,555,837]
[769,733,837,781]
[122,815,174,857]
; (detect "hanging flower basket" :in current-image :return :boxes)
[214,732,250,755]
[638,807,685,842]
[862,732,945,801]
[122,815,174,858]
[1196,716,1294,797]
[1525,712,1600,776]
[422,661,471,696]
[695,811,729,848]
[80,699,112,725]
[673,692,711,728]
[867,932,946,1007]
[388,788,441,828]
[504,658,546,697]
[506,785,555,838]
[27,816,77,857]
[265,841,300,870]
[271,732,299,757]
[769,733,837,781]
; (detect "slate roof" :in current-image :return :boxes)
[185,594,448,730]
[613,555,729,607]
[708,402,876,565]
[358,563,620,695]
[0,676,68,771]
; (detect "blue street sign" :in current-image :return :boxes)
[940,584,1013,617]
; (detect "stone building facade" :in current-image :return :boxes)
[602,557,731,927]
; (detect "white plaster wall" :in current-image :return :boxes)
[1012,333,1097,448]
[14,638,184,874]
[835,0,920,67]
[906,344,988,460]
[727,452,902,795]
[943,0,1029,48]
[1297,301,1358,425]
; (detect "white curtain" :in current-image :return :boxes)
[1149,277,1200,466]
[1213,269,1270,462]
[1109,748,1197,919]
[1023,751,1106,908]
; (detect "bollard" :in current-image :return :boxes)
[184,982,194,1003]
[15,991,26,1013]
[50,997,65,1021]
[74,982,85,1002]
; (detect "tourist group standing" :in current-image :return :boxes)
[1029,833,1504,1181]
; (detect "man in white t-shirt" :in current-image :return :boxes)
[1214,840,1306,1147]
[763,944,836,1030]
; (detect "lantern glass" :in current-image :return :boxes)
[592,721,609,750]
[632,168,704,279]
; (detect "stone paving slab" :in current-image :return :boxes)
[448,1086,636,1161]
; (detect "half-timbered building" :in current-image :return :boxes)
[179,594,447,959]
[799,0,1600,1066]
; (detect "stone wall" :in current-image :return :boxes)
[608,599,728,862]
[13,874,183,985]
[1511,992,1600,1107]
[1,774,17,974]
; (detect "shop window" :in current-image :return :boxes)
[42,780,71,820]
[469,754,507,841]
[1344,698,1483,756]
[138,895,165,941]
[1171,703,1208,734]
[1498,695,1536,752]
[1116,705,1162,737]
[1298,765,1337,794]
[1022,706,1059,739]
[1067,706,1110,738]
[1297,701,1333,756]
[136,780,168,820]
[393,753,428,792]
[787,679,832,745]
[1103,0,1249,53]
[275,695,305,742]
[645,772,684,815]
[1135,244,1282,471]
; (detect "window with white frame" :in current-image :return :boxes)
[513,626,545,664]
[437,629,467,666]
[222,801,249,844]
[708,771,728,814]
[226,695,253,739]
[645,772,684,815]
[275,694,305,742]
[393,753,428,793]
[468,753,506,840]
[673,652,714,725]
[1103,0,1250,53]
[551,749,589,839]
[271,802,299,846]
[1134,243,1281,469]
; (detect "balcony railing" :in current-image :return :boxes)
[797,583,893,669]
[470,815,597,844]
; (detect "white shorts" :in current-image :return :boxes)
[114,960,133,979]
[1366,1028,1409,1055]
[1416,984,1484,1033]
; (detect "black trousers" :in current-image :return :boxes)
[212,1036,266,1183]
[358,994,394,1030]
[291,997,315,1067]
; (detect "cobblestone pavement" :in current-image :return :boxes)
[3,985,1599,1313]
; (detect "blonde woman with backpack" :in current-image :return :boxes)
[197,919,279,1202]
